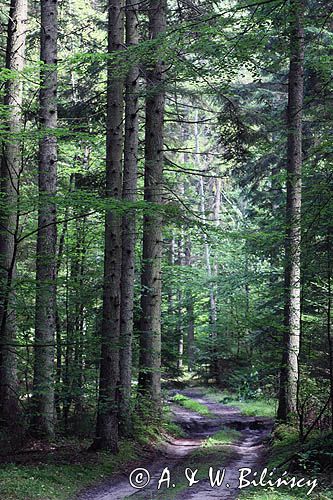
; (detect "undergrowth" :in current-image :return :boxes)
[171,393,213,416]
[205,387,276,418]
[0,404,184,500]
[0,440,137,500]
[241,426,333,500]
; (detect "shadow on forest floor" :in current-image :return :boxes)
[76,388,273,500]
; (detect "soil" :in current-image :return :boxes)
[76,389,273,500]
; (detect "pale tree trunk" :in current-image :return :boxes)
[327,228,333,431]
[185,238,195,370]
[277,0,304,421]
[167,235,175,315]
[30,0,58,440]
[63,264,72,432]
[119,0,139,437]
[176,234,184,370]
[165,235,176,362]
[212,176,221,308]
[213,178,221,228]
[195,117,217,331]
[93,0,124,452]
[0,0,27,429]
[194,113,218,375]
[213,177,222,376]
[138,0,166,412]
[182,120,195,371]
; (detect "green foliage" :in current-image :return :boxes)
[231,399,276,418]
[131,397,186,444]
[172,394,213,416]
[241,490,333,499]
[296,433,333,475]
[206,387,276,417]
[0,441,137,500]
[239,428,333,499]
[0,0,332,493]
[162,420,186,438]
[203,427,241,447]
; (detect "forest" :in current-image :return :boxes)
[0,0,332,498]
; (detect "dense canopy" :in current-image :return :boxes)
[0,0,332,498]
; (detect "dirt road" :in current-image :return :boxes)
[76,390,273,500]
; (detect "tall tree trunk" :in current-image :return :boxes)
[54,173,74,422]
[73,209,87,421]
[167,235,176,315]
[176,233,184,371]
[63,263,72,432]
[212,177,221,304]
[138,0,166,413]
[277,0,304,422]
[55,226,66,423]
[195,116,217,335]
[62,211,84,432]
[194,113,218,377]
[93,0,124,452]
[30,0,58,439]
[327,228,333,431]
[0,0,27,429]
[185,237,195,371]
[119,0,139,437]
[182,119,195,372]
[269,162,282,284]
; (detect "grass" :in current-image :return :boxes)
[0,440,137,500]
[202,427,241,448]
[171,393,213,416]
[240,490,333,500]
[205,387,276,418]
[0,408,186,500]
[226,399,276,418]
[195,387,332,499]
[162,420,186,438]
[131,403,186,446]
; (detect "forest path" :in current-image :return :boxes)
[76,389,273,500]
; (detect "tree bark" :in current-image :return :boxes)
[93,0,124,452]
[54,173,74,422]
[63,204,86,432]
[327,228,333,431]
[194,112,218,377]
[176,232,184,371]
[0,0,28,429]
[72,216,86,423]
[30,0,58,439]
[138,0,166,413]
[185,237,195,371]
[195,115,217,335]
[277,0,304,422]
[182,119,195,371]
[119,0,139,437]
